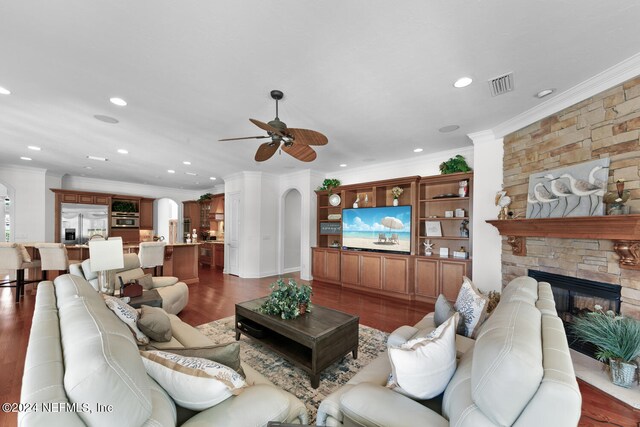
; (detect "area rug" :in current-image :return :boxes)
[197,316,389,422]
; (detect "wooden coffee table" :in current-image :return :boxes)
[235,297,359,388]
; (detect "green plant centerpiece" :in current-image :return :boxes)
[571,306,640,387]
[258,278,313,320]
[198,193,213,203]
[439,155,471,174]
[317,178,341,195]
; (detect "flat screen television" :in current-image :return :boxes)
[342,205,412,254]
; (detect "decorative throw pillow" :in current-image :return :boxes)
[454,277,489,338]
[103,295,150,345]
[435,293,465,335]
[140,350,247,410]
[137,305,172,342]
[18,244,32,263]
[386,313,458,400]
[133,273,155,290]
[147,342,245,378]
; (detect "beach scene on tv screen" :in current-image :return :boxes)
[342,206,411,253]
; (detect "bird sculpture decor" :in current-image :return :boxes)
[495,191,512,220]
[603,179,631,215]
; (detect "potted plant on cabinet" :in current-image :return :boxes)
[439,155,472,174]
[317,178,341,195]
[571,305,640,388]
[391,186,404,206]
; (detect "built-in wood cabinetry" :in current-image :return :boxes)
[184,194,224,238]
[312,172,473,302]
[139,198,154,230]
[311,247,341,285]
[52,189,155,244]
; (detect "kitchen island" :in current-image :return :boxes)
[26,242,201,284]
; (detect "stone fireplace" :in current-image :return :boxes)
[499,75,640,320]
[528,269,621,358]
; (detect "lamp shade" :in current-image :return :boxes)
[89,237,124,272]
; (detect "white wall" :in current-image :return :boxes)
[0,166,48,242]
[259,174,279,277]
[45,171,62,242]
[283,189,301,272]
[0,183,10,241]
[325,147,474,184]
[156,198,178,240]
[469,131,504,292]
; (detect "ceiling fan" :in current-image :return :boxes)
[220,90,328,162]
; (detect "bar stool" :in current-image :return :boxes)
[138,241,166,276]
[35,243,81,280]
[0,243,42,302]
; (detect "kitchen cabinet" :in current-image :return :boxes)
[214,244,224,269]
[140,198,154,230]
[183,201,200,232]
[109,229,140,244]
[199,243,214,267]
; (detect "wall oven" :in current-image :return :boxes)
[111,212,140,228]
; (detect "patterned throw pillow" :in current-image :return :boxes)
[140,350,247,410]
[454,277,489,338]
[386,313,458,400]
[103,295,150,345]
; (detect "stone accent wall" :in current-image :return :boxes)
[502,76,640,319]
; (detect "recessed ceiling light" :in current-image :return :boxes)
[536,89,555,98]
[0,86,11,95]
[84,166,92,169]
[167,169,175,174]
[86,155,108,161]
[183,161,191,165]
[117,148,128,154]
[94,115,119,124]
[185,172,197,176]
[27,145,41,151]
[438,125,460,133]
[413,148,423,153]
[453,77,473,88]
[20,156,32,161]
[195,182,200,185]
[109,97,127,106]
[209,177,216,181]
[339,164,347,167]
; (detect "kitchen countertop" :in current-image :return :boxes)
[63,242,203,249]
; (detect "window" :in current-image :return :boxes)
[4,197,10,242]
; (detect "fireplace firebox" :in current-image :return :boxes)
[528,270,621,358]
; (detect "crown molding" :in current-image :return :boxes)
[467,130,503,145]
[493,52,640,138]
[0,163,48,175]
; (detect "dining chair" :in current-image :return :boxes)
[138,241,166,276]
[0,243,42,302]
[35,243,81,280]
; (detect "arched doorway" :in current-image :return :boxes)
[282,189,302,273]
[154,198,179,243]
[0,182,15,242]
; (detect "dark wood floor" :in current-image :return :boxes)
[1,268,638,426]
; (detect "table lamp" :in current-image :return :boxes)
[89,237,124,295]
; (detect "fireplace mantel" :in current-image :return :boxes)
[486,215,640,269]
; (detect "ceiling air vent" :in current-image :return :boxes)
[488,72,514,97]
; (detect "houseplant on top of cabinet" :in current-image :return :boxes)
[439,155,471,174]
[391,186,403,206]
[317,178,341,195]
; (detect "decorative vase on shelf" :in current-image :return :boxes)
[393,198,399,206]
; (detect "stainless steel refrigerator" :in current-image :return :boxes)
[61,203,109,244]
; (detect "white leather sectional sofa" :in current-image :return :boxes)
[19,274,308,426]
[69,253,189,315]
[317,276,582,427]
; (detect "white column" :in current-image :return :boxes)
[468,130,504,292]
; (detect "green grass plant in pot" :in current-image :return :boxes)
[258,278,313,320]
[571,305,640,388]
